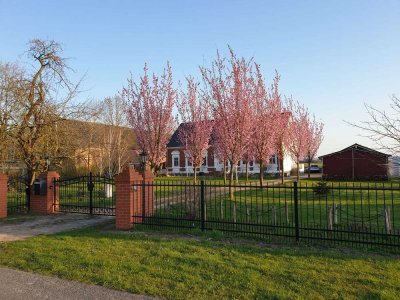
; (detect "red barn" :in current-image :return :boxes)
[319,144,390,180]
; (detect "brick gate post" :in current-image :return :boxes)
[115,166,143,230]
[0,173,8,218]
[30,171,60,214]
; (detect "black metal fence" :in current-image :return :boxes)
[7,176,29,213]
[54,173,115,215]
[132,180,400,249]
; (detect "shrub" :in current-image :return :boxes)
[313,181,330,196]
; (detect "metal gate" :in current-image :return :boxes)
[7,175,30,213]
[54,173,115,216]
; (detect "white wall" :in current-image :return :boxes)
[389,156,400,178]
[170,150,296,175]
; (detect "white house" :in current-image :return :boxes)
[166,123,299,176]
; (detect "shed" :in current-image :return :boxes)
[319,144,390,180]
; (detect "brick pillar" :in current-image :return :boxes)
[30,171,60,214]
[115,166,143,230]
[0,173,8,218]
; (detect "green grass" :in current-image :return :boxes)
[0,225,399,299]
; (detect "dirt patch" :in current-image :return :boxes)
[0,213,114,242]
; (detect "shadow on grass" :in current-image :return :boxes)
[50,223,400,259]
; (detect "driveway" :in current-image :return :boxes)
[0,213,114,242]
[0,267,155,300]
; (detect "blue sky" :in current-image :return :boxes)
[1,0,399,155]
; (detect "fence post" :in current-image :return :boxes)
[88,172,94,215]
[333,204,338,225]
[285,202,289,224]
[115,166,143,230]
[384,207,392,234]
[294,181,300,242]
[327,206,333,230]
[201,180,206,231]
[0,173,8,218]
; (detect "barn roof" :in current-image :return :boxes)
[318,143,391,159]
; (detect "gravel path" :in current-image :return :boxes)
[0,213,114,242]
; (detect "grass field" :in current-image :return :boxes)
[0,224,399,299]
[145,178,400,247]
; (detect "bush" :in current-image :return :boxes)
[313,181,330,196]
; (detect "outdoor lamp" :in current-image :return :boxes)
[140,150,148,172]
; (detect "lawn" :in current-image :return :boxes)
[0,225,399,299]
[145,179,400,248]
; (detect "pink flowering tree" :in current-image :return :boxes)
[252,69,286,186]
[123,63,176,173]
[305,115,324,178]
[212,132,229,184]
[286,98,310,181]
[241,144,255,182]
[268,74,292,185]
[275,110,292,184]
[201,48,254,194]
[177,76,213,182]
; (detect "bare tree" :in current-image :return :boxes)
[0,63,23,167]
[3,39,85,185]
[349,95,400,155]
[98,95,133,177]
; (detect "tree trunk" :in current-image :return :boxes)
[235,164,239,184]
[223,159,227,185]
[27,169,35,187]
[297,161,300,182]
[194,165,197,183]
[308,157,311,179]
[280,158,284,185]
[259,161,264,187]
[229,161,234,200]
[246,161,249,182]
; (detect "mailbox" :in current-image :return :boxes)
[34,178,47,195]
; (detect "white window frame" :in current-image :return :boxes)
[171,150,180,173]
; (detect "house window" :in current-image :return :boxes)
[269,155,276,164]
[202,156,208,166]
[173,157,179,167]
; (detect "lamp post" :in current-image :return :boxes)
[45,156,51,171]
[140,150,148,172]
